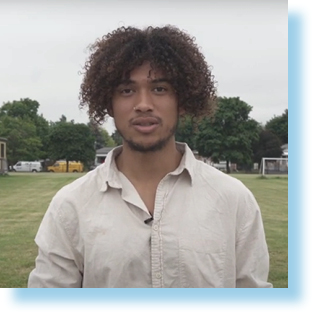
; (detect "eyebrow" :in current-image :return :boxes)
[150,78,171,84]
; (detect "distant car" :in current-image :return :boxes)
[13,161,42,172]
[47,161,83,173]
[213,161,228,171]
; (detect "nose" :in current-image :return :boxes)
[135,89,154,112]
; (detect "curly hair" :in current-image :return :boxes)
[79,25,216,124]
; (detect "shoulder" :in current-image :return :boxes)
[194,160,247,195]
[48,148,120,218]
[192,161,259,214]
[51,165,106,213]
[192,164,261,235]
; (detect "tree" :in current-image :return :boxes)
[47,122,95,171]
[175,115,197,150]
[195,97,259,173]
[34,114,50,159]
[59,115,68,123]
[0,98,50,159]
[252,129,283,165]
[111,129,123,146]
[100,128,116,147]
[88,119,116,149]
[0,98,40,121]
[265,109,288,144]
[0,115,42,164]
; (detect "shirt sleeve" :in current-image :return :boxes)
[28,197,83,288]
[235,190,273,288]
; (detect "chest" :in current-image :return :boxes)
[134,184,157,215]
[82,190,231,288]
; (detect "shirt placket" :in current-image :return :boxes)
[151,178,167,288]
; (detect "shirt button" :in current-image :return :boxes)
[155,272,162,279]
[153,224,159,231]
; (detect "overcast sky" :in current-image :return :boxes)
[0,0,287,135]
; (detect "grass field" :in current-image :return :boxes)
[0,172,288,288]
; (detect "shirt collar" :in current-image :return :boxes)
[171,142,195,184]
[98,142,196,192]
[98,146,123,192]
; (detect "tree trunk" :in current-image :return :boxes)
[66,160,69,173]
[226,160,230,173]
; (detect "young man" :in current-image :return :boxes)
[28,25,272,288]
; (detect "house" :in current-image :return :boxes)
[281,144,288,158]
[94,147,116,167]
[0,137,8,175]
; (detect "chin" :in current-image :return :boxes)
[117,124,177,153]
[125,137,170,153]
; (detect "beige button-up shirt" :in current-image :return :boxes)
[28,143,272,288]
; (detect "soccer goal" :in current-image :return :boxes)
[259,157,288,176]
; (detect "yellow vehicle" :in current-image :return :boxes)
[47,161,83,173]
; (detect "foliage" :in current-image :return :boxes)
[195,97,259,172]
[265,109,288,145]
[88,119,116,149]
[111,129,123,146]
[175,115,197,150]
[47,121,95,170]
[34,114,50,159]
[252,129,283,165]
[59,115,68,123]
[0,98,50,161]
[0,98,40,121]
[100,129,116,147]
[0,115,42,164]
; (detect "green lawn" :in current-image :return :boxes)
[231,174,288,288]
[0,172,287,288]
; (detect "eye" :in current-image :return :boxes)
[153,86,167,93]
[120,88,134,95]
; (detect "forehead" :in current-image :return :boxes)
[125,61,165,81]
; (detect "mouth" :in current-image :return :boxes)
[135,122,156,126]
[131,117,160,134]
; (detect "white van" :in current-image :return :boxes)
[13,161,42,172]
[213,161,228,171]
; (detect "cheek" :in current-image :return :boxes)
[112,101,132,118]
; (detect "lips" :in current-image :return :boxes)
[132,117,159,126]
[131,117,160,134]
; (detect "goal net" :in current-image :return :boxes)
[259,157,288,176]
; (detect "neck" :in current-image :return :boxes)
[115,140,182,183]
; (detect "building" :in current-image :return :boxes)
[0,137,8,175]
[281,144,288,158]
[94,147,115,167]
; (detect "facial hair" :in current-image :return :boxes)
[116,118,178,153]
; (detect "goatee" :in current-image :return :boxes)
[116,123,177,153]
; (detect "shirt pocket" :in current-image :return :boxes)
[178,237,227,288]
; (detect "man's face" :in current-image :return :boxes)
[111,61,181,152]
